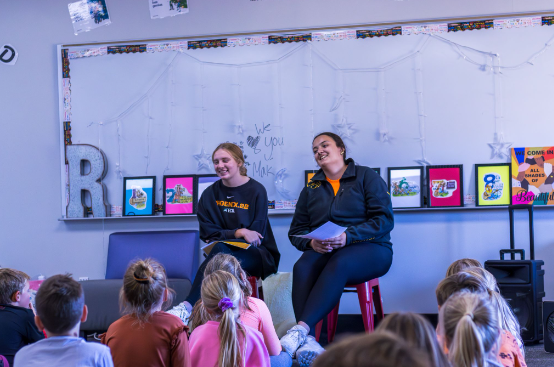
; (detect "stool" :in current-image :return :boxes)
[315,278,384,343]
[248,276,263,300]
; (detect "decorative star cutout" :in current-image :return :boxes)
[415,158,432,167]
[380,129,390,143]
[488,135,512,159]
[233,122,245,135]
[330,94,345,112]
[332,117,356,139]
[193,147,212,171]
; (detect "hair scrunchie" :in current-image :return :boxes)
[218,297,234,312]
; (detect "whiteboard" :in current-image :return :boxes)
[59,24,554,215]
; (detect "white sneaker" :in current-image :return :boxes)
[296,336,325,366]
[280,325,308,358]
[166,301,191,325]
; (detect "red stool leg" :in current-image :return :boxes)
[356,282,373,332]
[248,276,259,299]
[327,302,341,343]
[315,320,323,342]
[370,279,384,322]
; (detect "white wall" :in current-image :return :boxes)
[1,0,554,314]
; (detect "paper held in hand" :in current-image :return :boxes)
[292,221,348,241]
[202,240,251,255]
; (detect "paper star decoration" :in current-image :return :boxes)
[233,122,245,135]
[488,136,512,159]
[332,117,356,139]
[380,129,390,143]
[415,158,432,167]
[329,94,345,112]
[193,147,212,171]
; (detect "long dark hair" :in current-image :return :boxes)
[313,132,347,162]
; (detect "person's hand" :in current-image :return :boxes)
[322,232,347,250]
[310,239,333,254]
[29,302,36,315]
[235,228,263,247]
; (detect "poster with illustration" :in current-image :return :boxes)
[194,174,220,212]
[388,167,423,208]
[163,175,195,215]
[475,163,511,206]
[149,0,189,19]
[123,177,155,216]
[68,0,111,35]
[426,165,464,207]
[511,146,554,205]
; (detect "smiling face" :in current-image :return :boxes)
[213,149,242,180]
[312,135,344,169]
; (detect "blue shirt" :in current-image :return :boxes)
[14,336,113,367]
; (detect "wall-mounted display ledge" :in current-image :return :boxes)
[59,205,554,221]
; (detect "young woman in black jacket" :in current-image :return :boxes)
[167,143,280,325]
[280,132,394,366]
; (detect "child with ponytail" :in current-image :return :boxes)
[439,292,502,367]
[189,270,270,367]
[101,259,190,367]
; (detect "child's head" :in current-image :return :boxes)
[201,270,246,367]
[35,274,85,335]
[446,258,483,277]
[376,312,449,367]
[439,292,500,367]
[436,271,488,307]
[0,268,30,307]
[190,254,252,331]
[312,330,430,367]
[120,258,174,323]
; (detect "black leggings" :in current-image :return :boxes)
[292,243,393,336]
[186,242,264,305]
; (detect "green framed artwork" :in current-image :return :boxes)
[475,163,511,206]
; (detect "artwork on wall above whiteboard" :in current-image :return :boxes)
[68,0,111,35]
[149,0,188,19]
[475,163,511,206]
[388,167,423,209]
[426,165,464,208]
[511,147,554,205]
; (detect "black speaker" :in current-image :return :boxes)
[485,259,545,343]
[543,301,554,352]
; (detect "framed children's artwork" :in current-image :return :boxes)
[372,168,381,175]
[475,163,511,206]
[388,167,423,209]
[163,175,196,215]
[426,165,464,207]
[123,176,156,216]
[305,170,318,186]
[194,174,220,212]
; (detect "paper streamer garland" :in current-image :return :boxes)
[312,30,356,41]
[69,47,107,59]
[494,17,541,29]
[108,45,147,54]
[402,24,447,36]
[188,39,227,49]
[448,20,494,32]
[356,27,401,38]
[269,34,312,44]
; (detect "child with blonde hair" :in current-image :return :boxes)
[185,254,290,367]
[445,258,483,277]
[189,270,269,367]
[376,312,449,367]
[439,292,502,367]
[101,259,190,367]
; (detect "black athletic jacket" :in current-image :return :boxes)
[197,178,280,279]
[289,159,394,252]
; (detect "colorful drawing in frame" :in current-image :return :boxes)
[388,166,423,209]
[163,175,195,215]
[475,163,511,206]
[511,146,554,205]
[195,174,220,212]
[123,176,156,216]
[426,165,464,207]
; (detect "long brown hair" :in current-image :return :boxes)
[201,270,246,367]
[213,143,247,176]
[439,292,501,367]
[190,254,252,331]
[376,312,450,367]
[120,258,174,324]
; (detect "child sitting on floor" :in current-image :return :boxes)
[445,258,483,277]
[189,270,270,367]
[184,254,291,367]
[439,292,502,367]
[14,274,113,367]
[101,258,190,367]
[0,268,44,366]
[376,312,450,367]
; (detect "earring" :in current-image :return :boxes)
[340,151,344,155]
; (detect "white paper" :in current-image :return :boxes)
[68,0,111,35]
[0,44,18,65]
[150,0,189,19]
[293,221,348,241]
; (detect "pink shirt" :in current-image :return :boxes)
[189,321,270,367]
[240,297,281,356]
